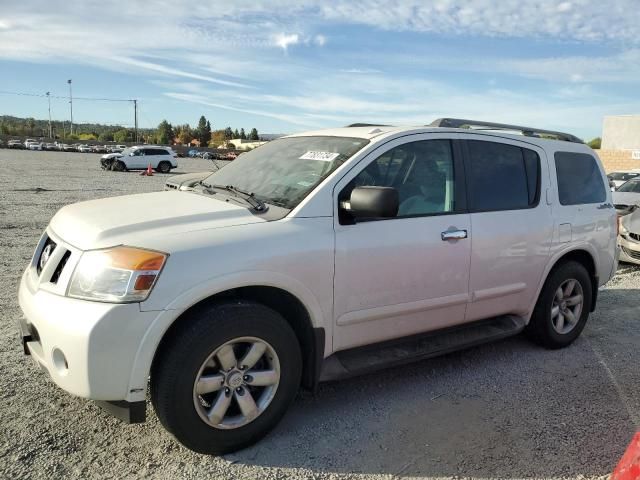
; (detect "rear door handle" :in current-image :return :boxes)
[441,229,468,241]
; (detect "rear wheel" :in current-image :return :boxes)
[157,161,171,173]
[525,261,592,349]
[151,301,302,454]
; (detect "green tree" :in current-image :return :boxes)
[233,128,240,138]
[195,116,211,146]
[113,129,132,143]
[156,119,174,145]
[98,131,114,142]
[25,117,36,135]
[588,137,601,149]
[239,128,246,140]
[224,127,233,140]
[249,128,259,141]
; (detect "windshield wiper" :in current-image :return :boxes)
[200,183,266,212]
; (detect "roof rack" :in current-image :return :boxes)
[345,123,390,128]
[429,118,584,144]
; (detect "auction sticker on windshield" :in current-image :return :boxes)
[299,151,340,161]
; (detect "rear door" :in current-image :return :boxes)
[460,135,553,322]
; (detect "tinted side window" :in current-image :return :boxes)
[555,152,605,205]
[466,140,539,212]
[351,140,456,217]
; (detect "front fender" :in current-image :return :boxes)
[125,270,328,402]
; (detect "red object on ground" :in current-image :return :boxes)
[612,432,640,480]
[140,163,154,176]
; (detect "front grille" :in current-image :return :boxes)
[36,237,57,275]
[630,232,640,242]
[50,250,71,284]
[621,246,640,260]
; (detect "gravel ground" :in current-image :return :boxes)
[1,149,639,480]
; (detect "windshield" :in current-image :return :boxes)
[202,136,369,209]
[609,172,640,181]
[617,180,640,193]
[120,147,133,155]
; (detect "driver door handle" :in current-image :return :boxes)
[441,229,468,241]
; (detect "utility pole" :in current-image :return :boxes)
[67,79,73,136]
[46,92,52,139]
[133,99,138,143]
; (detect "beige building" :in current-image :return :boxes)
[596,115,640,172]
[227,138,268,151]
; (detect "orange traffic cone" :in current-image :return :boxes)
[140,163,154,176]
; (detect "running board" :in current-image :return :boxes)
[320,315,526,382]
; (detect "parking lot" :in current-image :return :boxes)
[1,149,639,480]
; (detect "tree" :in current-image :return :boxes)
[98,131,114,142]
[249,128,259,141]
[195,116,211,147]
[233,128,240,139]
[156,120,174,145]
[113,129,132,143]
[588,137,601,149]
[224,127,233,140]
[25,117,36,135]
[240,128,246,140]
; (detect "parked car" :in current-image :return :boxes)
[188,149,200,158]
[77,145,92,153]
[619,207,640,264]
[43,143,57,150]
[612,178,640,214]
[607,170,640,190]
[24,138,38,148]
[63,144,76,152]
[100,145,177,173]
[17,119,617,455]
[27,142,43,151]
[164,172,211,191]
[8,140,25,149]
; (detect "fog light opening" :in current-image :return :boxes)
[52,348,69,376]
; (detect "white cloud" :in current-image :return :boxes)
[313,34,326,46]
[273,33,300,51]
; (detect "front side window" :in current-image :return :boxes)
[351,139,455,217]
[555,152,606,205]
[465,140,540,212]
[203,136,369,209]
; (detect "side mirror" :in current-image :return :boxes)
[349,186,399,219]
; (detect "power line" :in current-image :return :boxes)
[0,90,135,102]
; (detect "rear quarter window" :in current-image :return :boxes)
[554,152,606,205]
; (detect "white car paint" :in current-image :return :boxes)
[100,145,178,171]
[18,125,617,409]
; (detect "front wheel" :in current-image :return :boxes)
[525,261,592,349]
[151,302,302,454]
[111,160,126,172]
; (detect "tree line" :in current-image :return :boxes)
[0,114,261,147]
[155,116,260,148]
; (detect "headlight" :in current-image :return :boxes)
[68,246,167,303]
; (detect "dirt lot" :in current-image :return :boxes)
[0,149,639,480]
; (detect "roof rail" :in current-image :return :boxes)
[429,118,584,144]
[345,123,390,128]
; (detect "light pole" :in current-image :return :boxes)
[67,79,73,136]
[46,92,52,139]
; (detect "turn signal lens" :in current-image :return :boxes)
[68,246,167,303]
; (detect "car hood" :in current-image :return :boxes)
[101,153,123,159]
[165,171,211,190]
[612,191,640,206]
[49,191,267,250]
[621,207,640,233]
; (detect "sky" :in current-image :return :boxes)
[1,0,639,140]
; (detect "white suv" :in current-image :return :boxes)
[100,145,177,173]
[18,119,618,454]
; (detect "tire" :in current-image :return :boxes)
[111,160,126,172]
[525,261,592,349]
[150,301,302,455]
[156,161,171,173]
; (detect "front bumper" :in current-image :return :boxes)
[17,234,159,403]
[619,235,640,265]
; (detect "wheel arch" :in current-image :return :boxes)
[533,247,599,318]
[127,279,327,402]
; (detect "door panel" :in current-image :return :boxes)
[460,136,553,322]
[333,134,471,351]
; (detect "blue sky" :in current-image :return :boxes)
[1,1,640,140]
